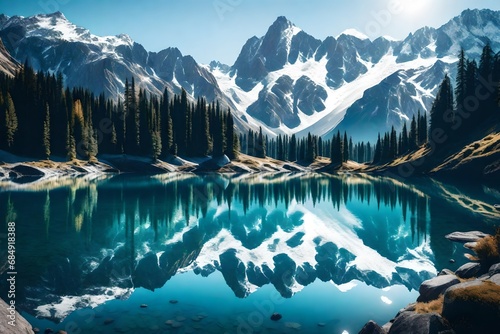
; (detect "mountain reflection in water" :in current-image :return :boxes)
[0,173,497,330]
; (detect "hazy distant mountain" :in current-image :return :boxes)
[1,9,500,142]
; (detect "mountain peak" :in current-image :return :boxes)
[337,28,369,40]
[37,11,68,21]
[268,16,296,35]
[274,16,292,24]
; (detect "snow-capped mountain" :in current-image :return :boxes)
[0,11,224,104]
[219,9,500,142]
[1,9,500,142]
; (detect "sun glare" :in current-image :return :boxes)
[402,0,432,18]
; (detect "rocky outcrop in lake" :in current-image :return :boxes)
[359,230,500,334]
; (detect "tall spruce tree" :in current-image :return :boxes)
[455,49,467,110]
[255,127,266,158]
[3,92,17,148]
[289,134,297,161]
[43,103,51,159]
[430,74,454,137]
[225,109,238,159]
[343,132,349,162]
[330,131,343,164]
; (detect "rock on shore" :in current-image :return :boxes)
[358,231,500,334]
[0,298,35,334]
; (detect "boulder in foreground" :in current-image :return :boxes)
[0,298,35,334]
[445,231,490,243]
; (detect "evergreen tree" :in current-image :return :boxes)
[373,134,381,163]
[225,109,238,159]
[3,92,17,148]
[289,134,297,161]
[430,74,454,137]
[417,110,428,145]
[349,137,353,160]
[159,89,173,156]
[43,103,51,159]
[465,60,478,123]
[389,126,397,160]
[330,131,343,164]
[255,127,266,158]
[455,48,467,110]
[343,132,349,162]
[212,107,224,157]
[306,132,316,162]
[200,99,211,156]
[409,115,417,150]
[401,122,408,154]
[366,142,372,163]
[478,43,495,117]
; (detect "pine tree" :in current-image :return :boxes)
[430,74,454,137]
[401,122,408,154]
[343,132,349,162]
[465,60,478,124]
[417,110,428,145]
[66,123,76,160]
[200,99,211,156]
[389,126,397,160]
[373,134,381,163]
[409,115,417,150]
[255,127,266,158]
[43,103,51,159]
[330,131,343,164]
[4,92,17,148]
[159,89,173,157]
[455,49,467,110]
[366,142,372,163]
[306,132,316,162]
[225,109,238,159]
[138,89,152,156]
[478,43,495,118]
[289,134,297,161]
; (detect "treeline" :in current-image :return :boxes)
[0,64,239,160]
[430,44,500,139]
[370,43,500,165]
[241,129,374,164]
[373,111,427,164]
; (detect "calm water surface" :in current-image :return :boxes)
[0,173,498,334]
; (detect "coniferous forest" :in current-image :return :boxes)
[0,63,239,161]
[0,44,499,166]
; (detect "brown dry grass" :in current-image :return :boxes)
[473,228,500,265]
[415,295,444,314]
[447,281,500,304]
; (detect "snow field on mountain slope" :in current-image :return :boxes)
[212,48,457,138]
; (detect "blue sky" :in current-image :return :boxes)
[2,0,500,64]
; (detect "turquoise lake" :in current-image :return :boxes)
[0,173,499,334]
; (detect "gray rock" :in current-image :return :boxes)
[417,275,460,302]
[445,231,490,243]
[438,269,455,276]
[381,322,392,333]
[0,298,35,334]
[443,280,500,334]
[387,312,454,334]
[463,242,477,249]
[358,320,386,334]
[455,262,482,279]
[488,263,500,276]
[488,273,500,285]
